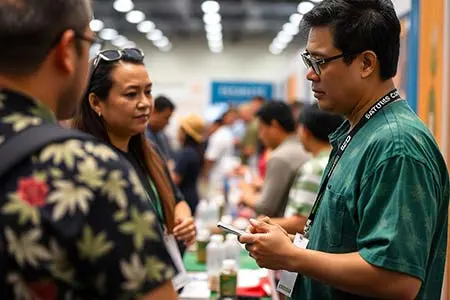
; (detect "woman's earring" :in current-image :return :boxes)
[98,111,102,117]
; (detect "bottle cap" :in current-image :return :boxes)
[226,234,237,241]
[197,229,210,241]
[222,259,236,270]
[211,234,224,243]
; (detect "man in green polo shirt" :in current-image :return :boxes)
[239,0,450,299]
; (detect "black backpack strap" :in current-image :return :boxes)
[0,124,95,178]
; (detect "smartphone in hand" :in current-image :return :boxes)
[217,221,246,236]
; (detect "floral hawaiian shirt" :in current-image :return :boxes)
[0,89,174,300]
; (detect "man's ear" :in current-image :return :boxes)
[53,29,78,75]
[359,50,378,79]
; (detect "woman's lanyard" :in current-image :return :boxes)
[303,89,402,238]
[132,151,166,228]
[145,177,165,226]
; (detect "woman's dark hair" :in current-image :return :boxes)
[73,59,118,142]
[181,128,205,165]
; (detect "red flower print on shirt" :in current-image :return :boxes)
[28,280,57,300]
[18,177,49,207]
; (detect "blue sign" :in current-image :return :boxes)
[211,81,273,104]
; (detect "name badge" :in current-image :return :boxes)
[163,233,191,290]
[276,233,309,297]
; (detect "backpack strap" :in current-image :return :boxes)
[0,124,95,178]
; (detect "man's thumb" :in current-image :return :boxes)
[238,232,257,244]
[249,218,271,233]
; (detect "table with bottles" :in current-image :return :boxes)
[180,195,276,299]
[181,242,275,300]
[179,164,279,299]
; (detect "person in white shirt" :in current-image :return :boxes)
[203,109,236,196]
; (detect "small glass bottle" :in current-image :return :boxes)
[196,229,210,264]
[219,259,238,298]
[207,235,225,292]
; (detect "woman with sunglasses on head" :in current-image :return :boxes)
[72,48,196,286]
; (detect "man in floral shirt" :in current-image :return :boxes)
[0,1,177,299]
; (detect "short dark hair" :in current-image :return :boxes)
[252,96,266,103]
[290,101,305,110]
[212,118,223,125]
[154,96,175,112]
[298,103,344,142]
[302,0,400,80]
[256,101,296,133]
[0,0,91,75]
[221,107,237,119]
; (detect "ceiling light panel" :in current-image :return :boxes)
[137,20,155,33]
[113,0,134,13]
[112,1,172,52]
[201,1,223,53]
[126,10,145,24]
[202,1,220,14]
[99,28,119,41]
[90,19,104,32]
[268,1,319,55]
[298,1,314,14]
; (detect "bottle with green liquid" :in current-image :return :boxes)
[219,259,238,299]
[196,229,210,264]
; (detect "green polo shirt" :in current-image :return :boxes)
[292,100,449,300]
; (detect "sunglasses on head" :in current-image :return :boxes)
[92,48,145,73]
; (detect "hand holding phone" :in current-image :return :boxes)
[217,221,246,236]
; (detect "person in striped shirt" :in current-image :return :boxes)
[270,103,343,234]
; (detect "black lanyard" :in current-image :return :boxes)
[303,89,402,238]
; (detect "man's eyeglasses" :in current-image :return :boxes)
[51,30,104,60]
[75,34,105,60]
[91,48,145,73]
[300,51,356,76]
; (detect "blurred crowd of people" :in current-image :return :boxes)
[141,91,348,242]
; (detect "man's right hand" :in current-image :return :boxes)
[247,216,290,238]
[239,219,297,271]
